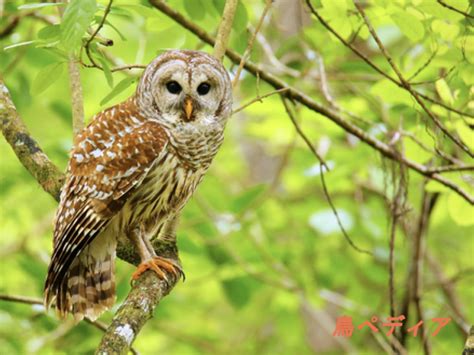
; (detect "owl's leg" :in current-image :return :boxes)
[129,226,183,283]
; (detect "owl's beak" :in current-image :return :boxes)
[183,97,193,121]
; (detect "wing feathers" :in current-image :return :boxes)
[44,100,169,317]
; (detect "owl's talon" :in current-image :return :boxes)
[131,257,183,284]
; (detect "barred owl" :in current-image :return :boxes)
[44,50,232,321]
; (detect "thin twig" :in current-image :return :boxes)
[150,0,474,204]
[213,0,239,62]
[437,0,474,19]
[232,88,289,114]
[84,0,114,68]
[232,0,272,86]
[407,49,438,82]
[281,97,372,255]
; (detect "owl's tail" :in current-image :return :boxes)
[44,242,116,322]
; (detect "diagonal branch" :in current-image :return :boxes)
[0,78,65,200]
[149,0,473,205]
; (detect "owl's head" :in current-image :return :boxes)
[137,50,232,128]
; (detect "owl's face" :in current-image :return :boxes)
[137,50,232,129]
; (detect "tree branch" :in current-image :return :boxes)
[149,0,474,205]
[437,0,474,20]
[0,78,65,200]
[98,239,180,354]
[213,0,238,62]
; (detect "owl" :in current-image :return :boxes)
[44,50,232,321]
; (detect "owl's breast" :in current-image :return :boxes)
[118,151,205,234]
[167,120,225,170]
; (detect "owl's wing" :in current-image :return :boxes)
[45,105,168,300]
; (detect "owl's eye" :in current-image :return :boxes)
[166,81,182,94]
[197,82,211,95]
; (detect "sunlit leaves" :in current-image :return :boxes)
[31,62,65,95]
[100,77,136,105]
[391,10,425,41]
[221,276,258,309]
[435,79,455,105]
[60,0,97,53]
[184,0,206,21]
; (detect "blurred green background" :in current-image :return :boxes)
[1,0,473,354]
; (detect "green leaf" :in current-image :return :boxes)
[184,0,205,21]
[447,192,473,226]
[31,62,64,95]
[230,184,266,213]
[221,276,257,309]
[435,79,454,105]
[18,3,63,10]
[391,11,425,41]
[97,55,114,88]
[121,4,158,18]
[233,1,248,32]
[60,0,97,53]
[38,24,61,40]
[100,77,136,106]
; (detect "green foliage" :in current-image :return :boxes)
[0,0,473,354]
[60,0,97,53]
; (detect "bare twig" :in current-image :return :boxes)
[407,49,438,82]
[281,97,372,255]
[213,0,239,62]
[437,0,474,20]
[84,0,114,68]
[426,165,474,174]
[233,0,272,86]
[353,1,472,158]
[150,0,474,204]
[232,88,289,114]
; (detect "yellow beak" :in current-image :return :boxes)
[184,97,193,121]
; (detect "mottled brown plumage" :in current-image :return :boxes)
[44,50,232,321]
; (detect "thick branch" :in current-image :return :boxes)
[149,0,473,205]
[0,78,65,200]
[98,240,180,354]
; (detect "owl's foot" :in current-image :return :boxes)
[131,256,184,284]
